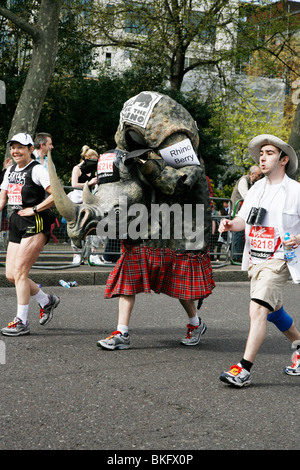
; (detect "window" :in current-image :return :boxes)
[124,1,151,36]
[184,10,217,45]
[105,52,112,66]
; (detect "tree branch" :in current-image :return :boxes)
[0,6,41,42]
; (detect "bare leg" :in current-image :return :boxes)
[282,322,300,343]
[118,295,135,326]
[5,233,46,306]
[243,301,300,363]
[179,299,197,320]
[97,294,134,349]
[243,300,268,363]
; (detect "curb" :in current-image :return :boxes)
[0,265,249,287]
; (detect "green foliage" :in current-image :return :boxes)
[35,71,127,183]
[211,181,234,209]
[55,1,96,78]
[0,64,226,187]
[210,85,290,171]
[164,90,226,183]
[1,0,297,192]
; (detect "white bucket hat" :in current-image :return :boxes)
[7,132,34,146]
[248,134,298,177]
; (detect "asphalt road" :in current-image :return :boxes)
[0,281,299,454]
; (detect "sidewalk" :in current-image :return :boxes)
[0,260,248,287]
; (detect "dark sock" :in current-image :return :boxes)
[240,358,253,372]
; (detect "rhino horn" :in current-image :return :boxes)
[82,182,97,205]
[48,150,77,223]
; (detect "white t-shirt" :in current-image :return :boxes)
[1,161,51,193]
[238,182,284,264]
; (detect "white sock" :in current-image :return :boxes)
[32,289,49,308]
[17,304,29,324]
[117,324,129,335]
[189,315,199,327]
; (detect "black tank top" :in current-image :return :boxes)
[7,160,46,209]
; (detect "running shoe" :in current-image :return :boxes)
[180,318,207,346]
[284,350,300,376]
[72,254,84,265]
[39,294,60,325]
[219,363,251,387]
[97,330,130,350]
[1,317,30,336]
[88,255,111,266]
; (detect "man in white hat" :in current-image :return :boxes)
[218,134,300,387]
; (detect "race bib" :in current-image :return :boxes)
[249,226,275,260]
[7,183,22,205]
[98,152,114,176]
[97,150,121,184]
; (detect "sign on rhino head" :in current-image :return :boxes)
[48,91,211,252]
[115,91,200,168]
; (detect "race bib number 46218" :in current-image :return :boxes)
[249,226,275,260]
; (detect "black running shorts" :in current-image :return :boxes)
[8,210,54,244]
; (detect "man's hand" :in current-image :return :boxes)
[218,218,233,233]
[283,234,299,249]
[218,216,245,234]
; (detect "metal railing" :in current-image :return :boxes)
[229,199,244,266]
[209,197,232,269]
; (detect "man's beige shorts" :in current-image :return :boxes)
[248,258,290,311]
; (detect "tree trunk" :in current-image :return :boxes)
[288,102,300,181]
[169,47,186,91]
[0,0,62,153]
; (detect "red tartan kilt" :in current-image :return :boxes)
[104,242,215,300]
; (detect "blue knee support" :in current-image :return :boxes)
[267,306,293,332]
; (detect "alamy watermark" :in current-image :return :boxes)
[96,196,204,250]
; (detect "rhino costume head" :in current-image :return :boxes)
[115,91,199,154]
[49,91,211,251]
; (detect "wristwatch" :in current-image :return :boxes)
[32,206,38,214]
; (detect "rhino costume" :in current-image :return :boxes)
[48,91,215,347]
[104,92,214,299]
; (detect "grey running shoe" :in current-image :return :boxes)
[1,317,30,336]
[39,294,60,325]
[284,350,300,376]
[180,318,207,346]
[219,363,251,388]
[97,330,130,350]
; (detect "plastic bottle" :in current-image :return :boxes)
[59,279,71,288]
[68,281,78,287]
[283,232,297,265]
